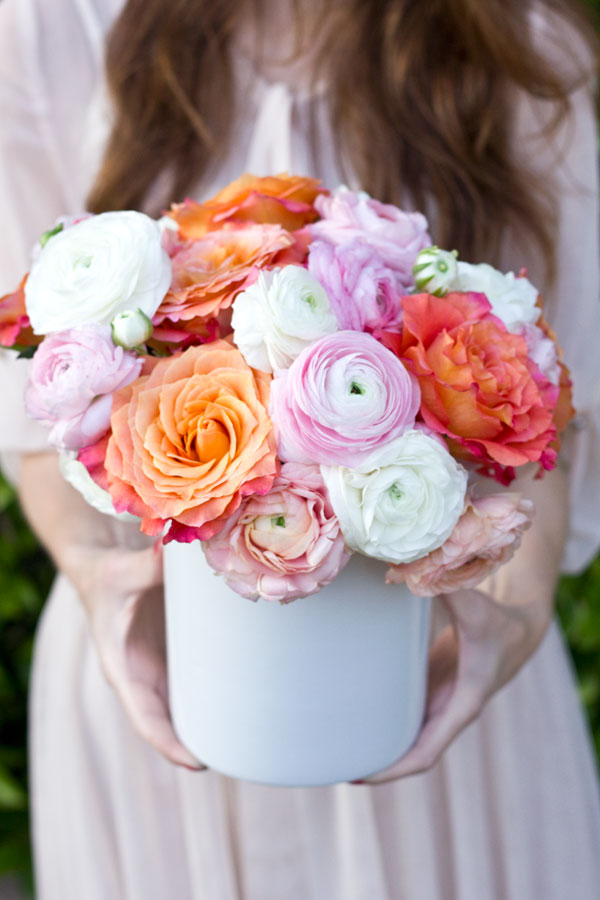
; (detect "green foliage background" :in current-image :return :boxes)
[0,1,599,893]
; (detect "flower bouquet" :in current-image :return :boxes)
[0,174,573,785]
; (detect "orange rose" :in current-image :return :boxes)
[0,276,41,348]
[153,224,293,345]
[102,341,278,541]
[536,309,575,452]
[383,292,561,484]
[168,173,325,238]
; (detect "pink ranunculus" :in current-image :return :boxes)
[386,493,534,596]
[25,325,142,451]
[269,330,420,466]
[307,239,404,333]
[203,462,351,603]
[519,323,560,385]
[311,188,431,290]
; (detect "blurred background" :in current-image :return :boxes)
[0,0,599,895]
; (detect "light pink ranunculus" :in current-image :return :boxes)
[25,324,142,451]
[311,188,431,290]
[269,330,420,466]
[386,493,534,596]
[520,323,560,385]
[307,239,404,332]
[203,462,351,603]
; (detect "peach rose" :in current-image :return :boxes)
[98,341,278,541]
[386,493,533,596]
[168,173,325,238]
[0,276,40,348]
[383,292,560,484]
[152,224,293,345]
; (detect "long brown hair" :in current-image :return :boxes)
[87,0,597,277]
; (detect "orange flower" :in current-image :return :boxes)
[168,173,325,238]
[0,276,41,348]
[153,224,293,344]
[101,341,278,541]
[383,291,561,484]
[536,309,575,452]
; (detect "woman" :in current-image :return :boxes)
[0,0,599,897]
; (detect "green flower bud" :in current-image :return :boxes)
[111,308,153,350]
[413,246,459,296]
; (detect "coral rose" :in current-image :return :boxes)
[386,493,534,596]
[203,462,350,603]
[0,277,39,348]
[383,292,560,483]
[100,341,278,541]
[169,174,324,238]
[153,224,293,344]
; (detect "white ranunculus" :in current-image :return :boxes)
[455,261,540,332]
[156,214,179,235]
[321,430,468,564]
[59,453,139,522]
[413,246,458,296]
[25,211,172,335]
[111,308,153,349]
[231,266,339,373]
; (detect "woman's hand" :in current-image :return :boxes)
[358,464,569,786]
[18,452,205,770]
[66,542,206,770]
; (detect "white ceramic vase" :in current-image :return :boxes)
[164,542,431,788]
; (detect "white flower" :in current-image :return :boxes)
[321,430,468,564]
[111,308,153,349]
[413,246,458,296]
[25,211,172,335]
[30,213,91,264]
[59,453,138,522]
[231,266,338,373]
[455,262,540,332]
[156,214,179,235]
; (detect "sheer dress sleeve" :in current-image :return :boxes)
[0,0,118,476]
[501,16,600,574]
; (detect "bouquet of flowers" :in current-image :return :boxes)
[0,174,574,603]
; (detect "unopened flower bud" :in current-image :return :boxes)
[39,222,64,249]
[413,246,458,296]
[111,308,153,349]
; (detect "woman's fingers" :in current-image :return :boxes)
[92,565,207,770]
[99,624,206,769]
[119,674,205,769]
[360,590,492,784]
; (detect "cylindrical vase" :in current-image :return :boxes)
[164,542,431,788]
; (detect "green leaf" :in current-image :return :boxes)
[0,765,27,811]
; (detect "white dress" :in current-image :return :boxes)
[1,1,600,898]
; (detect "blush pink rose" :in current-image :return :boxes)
[203,462,351,603]
[386,493,534,596]
[307,239,404,333]
[25,324,142,450]
[311,188,430,290]
[269,330,420,466]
